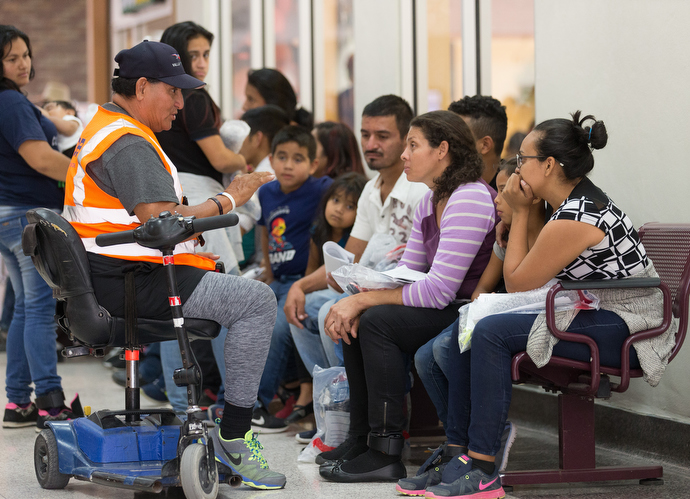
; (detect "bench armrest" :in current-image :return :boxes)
[545,279,672,394]
[558,277,661,290]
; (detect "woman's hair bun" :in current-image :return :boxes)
[572,110,608,150]
[293,106,314,131]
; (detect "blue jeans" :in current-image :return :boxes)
[414,323,453,428]
[0,206,62,404]
[0,279,14,329]
[445,309,640,456]
[290,288,341,374]
[161,327,228,413]
[255,275,301,408]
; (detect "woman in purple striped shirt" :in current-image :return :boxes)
[319,110,497,483]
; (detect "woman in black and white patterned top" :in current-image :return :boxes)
[407,112,665,499]
[503,111,647,288]
[547,169,648,281]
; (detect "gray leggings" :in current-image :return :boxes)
[182,272,276,408]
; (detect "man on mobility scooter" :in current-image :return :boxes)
[55,40,285,493]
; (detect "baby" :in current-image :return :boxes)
[42,101,84,157]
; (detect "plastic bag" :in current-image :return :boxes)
[331,263,402,295]
[457,280,600,353]
[219,119,250,153]
[373,244,407,272]
[219,120,252,189]
[298,366,350,463]
[359,234,403,270]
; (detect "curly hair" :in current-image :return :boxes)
[448,95,507,156]
[409,111,484,203]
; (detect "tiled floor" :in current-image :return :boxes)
[1,353,688,499]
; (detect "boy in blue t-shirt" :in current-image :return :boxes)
[253,126,332,431]
[258,126,332,281]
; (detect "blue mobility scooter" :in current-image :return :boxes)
[22,208,242,498]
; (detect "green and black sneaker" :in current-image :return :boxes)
[210,427,286,490]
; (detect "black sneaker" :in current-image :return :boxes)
[427,462,504,499]
[395,443,447,496]
[36,394,85,432]
[251,406,288,434]
[3,402,38,428]
[295,429,317,444]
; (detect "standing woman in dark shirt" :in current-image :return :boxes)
[157,21,246,275]
[0,25,77,430]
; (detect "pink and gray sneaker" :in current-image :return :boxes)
[3,402,38,428]
[36,393,84,432]
[426,455,505,499]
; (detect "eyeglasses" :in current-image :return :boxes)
[516,153,545,169]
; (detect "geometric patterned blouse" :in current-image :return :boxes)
[551,176,648,280]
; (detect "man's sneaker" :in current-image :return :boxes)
[295,428,317,444]
[36,394,84,432]
[251,406,288,434]
[496,421,517,473]
[210,427,286,490]
[395,443,447,496]
[425,465,505,499]
[3,402,38,428]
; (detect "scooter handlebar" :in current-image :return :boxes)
[188,213,239,233]
[94,212,239,248]
[95,230,135,247]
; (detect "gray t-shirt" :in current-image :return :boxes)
[86,103,178,215]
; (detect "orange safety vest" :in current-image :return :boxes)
[63,106,215,271]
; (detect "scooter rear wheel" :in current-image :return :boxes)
[35,429,70,489]
[180,443,219,499]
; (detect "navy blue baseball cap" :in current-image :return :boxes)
[113,40,205,89]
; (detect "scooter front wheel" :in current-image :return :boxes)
[35,429,70,489]
[180,443,219,499]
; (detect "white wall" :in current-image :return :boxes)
[535,0,690,423]
[352,0,406,176]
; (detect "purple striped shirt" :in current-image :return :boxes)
[399,180,496,309]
